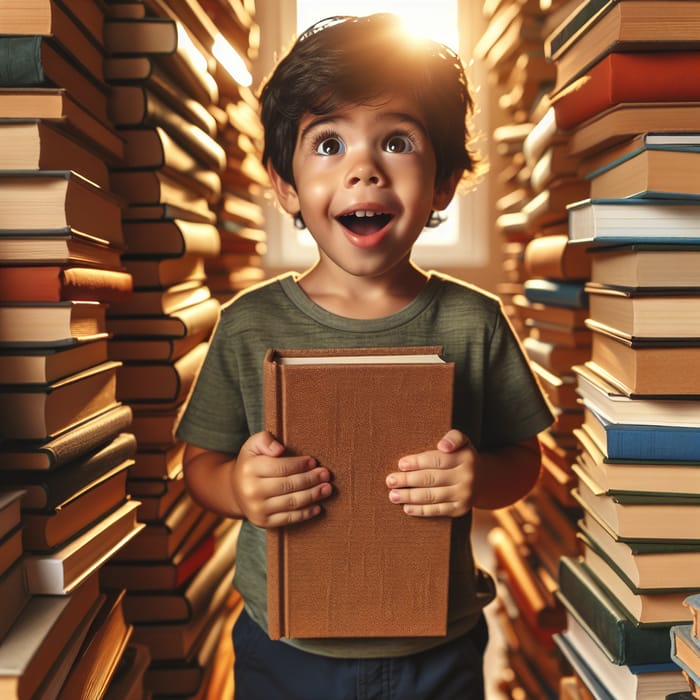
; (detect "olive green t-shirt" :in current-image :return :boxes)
[176,271,553,658]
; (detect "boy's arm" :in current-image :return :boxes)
[386,430,541,517]
[182,432,332,527]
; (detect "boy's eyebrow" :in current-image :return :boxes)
[298,111,429,142]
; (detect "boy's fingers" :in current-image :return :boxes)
[263,481,333,526]
[437,429,470,452]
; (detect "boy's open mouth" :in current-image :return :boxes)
[337,210,393,236]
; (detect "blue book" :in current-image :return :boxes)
[585,406,700,462]
[523,278,588,309]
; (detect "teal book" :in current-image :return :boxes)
[557,556,674,666]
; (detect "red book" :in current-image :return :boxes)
[552,51,700,130]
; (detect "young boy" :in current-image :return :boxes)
[177,13,553,699]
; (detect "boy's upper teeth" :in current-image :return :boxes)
[354,210,378,217]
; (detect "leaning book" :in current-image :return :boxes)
[264,346,454,639]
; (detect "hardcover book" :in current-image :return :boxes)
[264,346,454,639]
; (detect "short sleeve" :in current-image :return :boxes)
[481,311,554,448]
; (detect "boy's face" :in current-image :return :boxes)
[269,95,456,281]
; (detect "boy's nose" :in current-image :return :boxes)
[344,156,385,188]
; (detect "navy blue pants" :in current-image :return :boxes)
[232,609,488,700]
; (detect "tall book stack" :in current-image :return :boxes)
[0,1,153,696]
[475,2,586,697]
[96,1,256,697]
[198,0,268,303]
[537,1,700,697]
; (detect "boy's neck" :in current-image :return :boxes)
[296,260,429,319]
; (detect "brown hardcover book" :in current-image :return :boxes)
[107,86,225,171]
[513,293,589,328]
[0,119,109,190]
[116,341,208,404]
[57,590,133,700]
[0,266,132,304]
[119,126,221,200]
[129,471,186,522]
[588,327,700,396]
[107,295,220,339]
[124,253,206,288]
[129,442,185,480]
[0,231,123,269]
[569,102,700,157]
[122,219,220,257]
[264,346,454,639]
[130,406,183,448]
[0,0,104,52]
[0,300,107,346]
[107,280,209,317]
[22,459,131,551]
[104,55,153,82]
[0,171,123,247]
[111,164,222,208]
[524,234,592,281]
[0,359,120,440]
[529,359,579,410]
[0,88,123,162]
[114,492,203,562]
[589,245,700,290]
[100,512,220,592]
[587,285,700,340]
[0,403,132,472]
[0,572,101,700]
[579,507,700,592]
[590,148,700,200]
[104,17,177,55]
[109,328,209,363]
[527,320,592,349]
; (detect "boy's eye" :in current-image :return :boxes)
[384,134,415,154]
[315,136,345,155]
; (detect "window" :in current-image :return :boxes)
[254,1,489,271]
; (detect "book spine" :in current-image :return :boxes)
[263,350,284,639]
[0,36,44,83]
[557,556,672,665]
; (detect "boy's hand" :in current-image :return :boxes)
[385,429,477,517]
[232,431,332,528]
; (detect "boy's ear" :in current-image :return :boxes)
[432,173,461,211]
[266,162,300,216]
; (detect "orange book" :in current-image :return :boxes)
[553,51,700,130]
[524,234,592,281]
[0,266,132,303]
[264,347,454,639]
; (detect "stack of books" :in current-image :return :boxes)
[475,1,588,696]
[0,2,153,694]
[97,0,260,696]
[537,1,700,697]
[671,593,700,696]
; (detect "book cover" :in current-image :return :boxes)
[104,17,177,55]
[0,403,133,471]
[583,405,700,462]
[121,219,220,258]
[523,233,592,281]
[552,51,700,130]
[264,346,454,639]
[523,278,588,309]
[557,555,674,666]
[670,624,700,691]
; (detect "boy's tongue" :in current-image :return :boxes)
[339,213,391,235]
